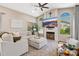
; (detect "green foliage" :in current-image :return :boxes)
[60,29,65,34]
[32,23,39,32]
[27,23,39,34]
[67,44,75,50]
[60,26,70,35]
[65,27,70,34]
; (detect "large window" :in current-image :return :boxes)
[59,12,71,35]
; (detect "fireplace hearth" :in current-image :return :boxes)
[46,32,55,40]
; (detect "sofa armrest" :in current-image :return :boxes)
[0,39,28,56]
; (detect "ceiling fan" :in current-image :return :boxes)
[34,3,49,11]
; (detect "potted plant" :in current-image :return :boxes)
[32,23,39,35]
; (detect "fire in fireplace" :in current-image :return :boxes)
[46,32,55,40]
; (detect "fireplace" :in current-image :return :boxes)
[46,32,55,40]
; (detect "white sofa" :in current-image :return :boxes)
[0,33,28,56]
[29,36,47,49]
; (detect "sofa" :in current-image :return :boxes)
[0,32,28,56]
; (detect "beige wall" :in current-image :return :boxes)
[0,6,36,32]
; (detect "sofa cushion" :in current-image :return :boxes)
[13,36,21,42]
[0,32,3,37]
[12,32,20,37]
[2,33,13,42]
[11,32,21,42]
[0,32,9,37]
[29,37,46,44]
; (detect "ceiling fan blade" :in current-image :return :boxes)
[41,8,43,11]
[42,7,49,9]
[42,3,48,6]
[38,3,41,6]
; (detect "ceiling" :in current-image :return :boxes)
[0,3,75,17]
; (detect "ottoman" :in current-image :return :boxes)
[29,37,47,49]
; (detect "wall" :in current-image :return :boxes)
[37,7,75,39]
[0,6,36,33]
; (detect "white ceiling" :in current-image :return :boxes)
[0,3,75,17]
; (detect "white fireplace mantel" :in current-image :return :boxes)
[44,27,58,41]
[46,27,58,32]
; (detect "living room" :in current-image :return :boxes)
[0,3,79,56]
